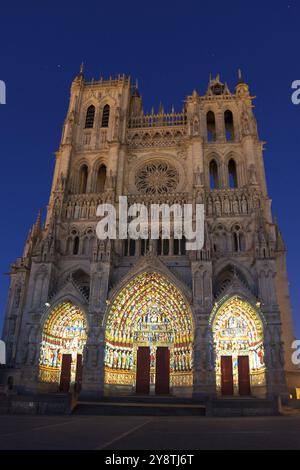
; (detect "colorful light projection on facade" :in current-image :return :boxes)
[104,272,194,387]
[212,296,265,390]
[39,302,87,383]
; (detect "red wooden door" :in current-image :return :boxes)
[75,354,83,393]
[155,347,170,395]
[238,356,251,396]
[59,354,72,393]
[136,347,150,395]
[221,356,234,396]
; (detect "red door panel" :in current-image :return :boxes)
[238,356,251,396]
[221,356,234,396]
[155,347,170,395]
[136,347,150,395]
[59,354,72,393]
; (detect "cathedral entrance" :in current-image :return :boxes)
[104,272,194,396]
[38,302,87,392]
[135,345,170,395]
[212,297,266,397]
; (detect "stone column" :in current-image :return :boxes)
[80,318,106,400]
[264,321,288,402]
[192,321,216,398]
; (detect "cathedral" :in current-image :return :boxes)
[1,68,299,402]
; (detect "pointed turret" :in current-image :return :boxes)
[235,68,250,96]
[130,81,143,116]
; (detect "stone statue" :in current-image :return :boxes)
[194,167,202,186]
[249,164,258,185]
[241,195,248,214]
[241,111,250,135]
[232,198,239,215]
[215,198,221,216]
[223,196,230,214]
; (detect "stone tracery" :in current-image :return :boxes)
[135,161,179,194]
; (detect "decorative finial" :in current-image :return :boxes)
[238,68,243,83]
[80,62,84,74]
[135,78,138,89]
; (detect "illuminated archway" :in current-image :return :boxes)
[104,272,194,392]
[212,296,266,395]
[39,302,87,387]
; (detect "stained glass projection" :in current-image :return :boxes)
[212,297,265,394]
[39,302,87,386]
[104,272,194,389]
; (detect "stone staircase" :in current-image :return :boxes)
[73,396,206,416]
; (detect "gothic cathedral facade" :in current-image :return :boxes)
[1,69,299,400]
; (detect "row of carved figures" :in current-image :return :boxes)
[206,192,260,217]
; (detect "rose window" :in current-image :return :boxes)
[135,161,179,194]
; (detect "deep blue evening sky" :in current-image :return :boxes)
[0,1,299,336]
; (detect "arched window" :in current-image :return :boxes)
[96,165,107,193]
[73,236,80,255]
[228,159,238,188]
[82,237,90,256]
[207,111,216,142]
[232,225,245,252]
[85,105,95,129]
[209,159,219,189]
[101,104,110,128]
[224,110,234,141]
[233,232,239,252]
[78,165,88,194]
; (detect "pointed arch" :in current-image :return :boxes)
[209,159,219,189]
[104,272,194,393]
[207,111,216,142]
[78,164,88,194]
[224,109,234,141]
[101,104,110,128]
[228,158,238,188]
[84,105,95,129]
[213,263,254,299]
[39,301,88,389]
[210,296,266,396]
[96,164,107,193]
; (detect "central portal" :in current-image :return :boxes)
[104,272,194,396]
